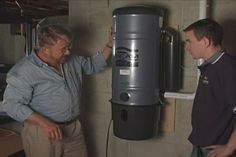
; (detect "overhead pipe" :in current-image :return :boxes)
[15,0,32,56]
[15,0,24,35]
[25,23,32,56]
[164,0,209,100]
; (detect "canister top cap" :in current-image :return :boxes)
[113,6,164,16]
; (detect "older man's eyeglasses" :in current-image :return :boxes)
[60,43,72,54]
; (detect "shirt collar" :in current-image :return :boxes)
[31,49,49,67]
[199,49,225,68]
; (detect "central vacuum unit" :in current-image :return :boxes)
[111,6,164,140]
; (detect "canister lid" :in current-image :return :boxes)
[113,6,164,16]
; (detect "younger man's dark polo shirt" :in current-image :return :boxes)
[189,51,236,147]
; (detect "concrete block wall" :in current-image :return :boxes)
[0,0,233,156]
[212,0,236,57]
[0,24,25,64]
[69,0,236,157]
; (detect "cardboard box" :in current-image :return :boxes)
[0,128,23,157]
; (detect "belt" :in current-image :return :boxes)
[55,118,77,125]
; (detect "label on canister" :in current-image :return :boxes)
[120,69,130,75]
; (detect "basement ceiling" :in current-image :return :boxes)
[0,0,68,23]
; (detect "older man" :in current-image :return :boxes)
[3,25,112,157]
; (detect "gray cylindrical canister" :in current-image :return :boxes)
[111,6,164,140]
